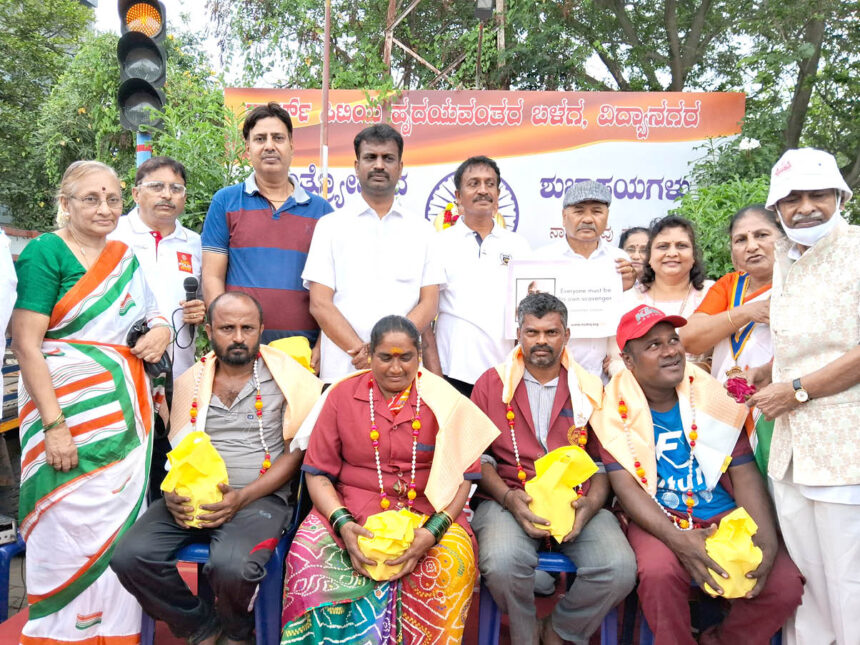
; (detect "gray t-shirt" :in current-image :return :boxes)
[206,362,289,500]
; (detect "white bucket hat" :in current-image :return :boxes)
[765,148,852,210]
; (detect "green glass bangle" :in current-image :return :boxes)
[43,412,66,433]
[328,506,350,525]
[422,512,453,543]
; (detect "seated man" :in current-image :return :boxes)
[470,293,636,645]
[590,304,802,644]
[111,292,322,645]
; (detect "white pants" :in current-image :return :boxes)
[772,477,860,645]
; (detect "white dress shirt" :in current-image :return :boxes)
[534,238,628,380]
[435,218,531,384]
[302,198,443,382]
[110,208,202,378]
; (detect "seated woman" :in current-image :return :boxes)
[11,160,170,643]
[281,315,499,644]
[629,215,714,366]
[680,205,784,473]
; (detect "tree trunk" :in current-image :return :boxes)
[784,16,825,149]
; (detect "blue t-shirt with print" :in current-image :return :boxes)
[651,402,736,521]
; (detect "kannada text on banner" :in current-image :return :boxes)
[224,89,745,247]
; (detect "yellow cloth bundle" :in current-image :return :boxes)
[160,431,229,528]
[357,509,427,581]
[525,446,598,541]
[268,336,314,373]
[702,507,763,598]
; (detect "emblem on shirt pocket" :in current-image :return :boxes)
[177,251,193,273]
[500,253,511,265]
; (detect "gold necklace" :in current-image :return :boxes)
[65,227,98,270]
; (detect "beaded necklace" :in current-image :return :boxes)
[618,374,698,530]
[369,371,422,511]
[190,354,272,476]
[504,379,589,493]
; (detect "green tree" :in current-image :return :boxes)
[17,30,242,232]
[0,0,91,222]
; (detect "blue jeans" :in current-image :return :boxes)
[472,501,636,644]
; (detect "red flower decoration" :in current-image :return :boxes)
[726,376,756,403]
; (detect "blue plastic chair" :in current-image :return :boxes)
[141,475,308,644]
[477,552,578,644]
[0,533,25,621]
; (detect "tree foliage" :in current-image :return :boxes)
[9,29,240,232]
[0,0,92,221]
[205,0,859,194]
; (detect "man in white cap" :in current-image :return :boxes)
[747,147,859,644]
[535,180,636,381]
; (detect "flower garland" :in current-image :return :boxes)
[618,374,698,530]
[504,402,587,497]
[190,354,272,476]
[369,371,422,510]
[441,202,459,229]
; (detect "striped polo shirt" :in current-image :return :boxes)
[201,173,333,344]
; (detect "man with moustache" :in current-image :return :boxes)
[746,148,860,644]
[589,305,802,644]
[302,123,442,382]
[201,102,333,361]
[111,156,204,379]
[471,292,636,645]
[535,181,636,381]
[422,156,531,397]
[111,292,322,645]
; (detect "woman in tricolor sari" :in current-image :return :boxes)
[681,205,784,473]
[281,315,498,644]
[10,160,171,643]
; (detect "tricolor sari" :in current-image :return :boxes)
[18,241,166,644]
[701,271,774,475]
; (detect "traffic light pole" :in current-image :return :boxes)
[136,131,152,167]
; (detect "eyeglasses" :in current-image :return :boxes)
[137,181,187,196]
[69,195,124,210]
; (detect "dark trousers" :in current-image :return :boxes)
[627,521,803,644]
[444,375,474,398]
[111,495,290,642]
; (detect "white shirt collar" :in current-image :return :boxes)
[125,207,189,242]
[453,216,501,239]
[352,196,407,220]
[559,237,609,259]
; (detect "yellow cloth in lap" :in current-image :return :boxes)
[358,509,427,581]
[525,446,598,540]
[703,507,763,598]
[160,431,229,528]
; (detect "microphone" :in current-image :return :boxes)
[184,276,199,303]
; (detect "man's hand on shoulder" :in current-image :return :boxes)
[196,483,246,529]
[505,488,552,539]
[164,490,194,528]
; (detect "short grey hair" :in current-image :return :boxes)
[517,292,568,328]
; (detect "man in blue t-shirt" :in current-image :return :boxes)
[592,305,803,645]
[201,102,333,361]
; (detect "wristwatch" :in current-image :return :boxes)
[792,378,809,403]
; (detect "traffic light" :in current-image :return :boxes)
[116,1,167,130]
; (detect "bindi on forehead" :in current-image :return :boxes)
[389,347,404,356]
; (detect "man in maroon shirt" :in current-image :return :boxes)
[470,292,636,645]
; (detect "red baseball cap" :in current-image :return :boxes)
[616,305,687,350]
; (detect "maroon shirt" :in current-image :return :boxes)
[471,366,602,494]
[303,372,480,537]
